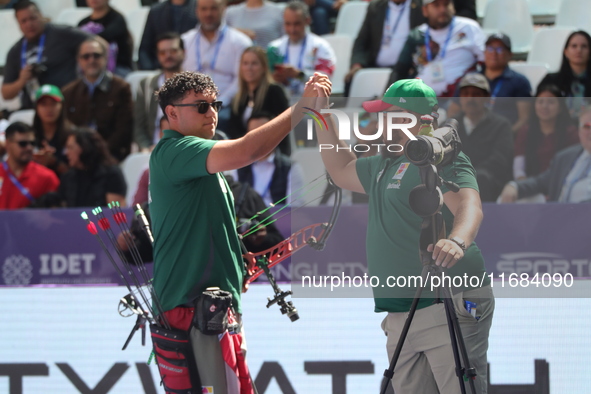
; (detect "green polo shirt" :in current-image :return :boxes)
[356,152,490,313]
[149,129,244,313]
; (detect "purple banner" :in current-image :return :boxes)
[1,204,590,286]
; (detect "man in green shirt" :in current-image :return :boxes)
[315,79,494,393]
[150,70,330,393]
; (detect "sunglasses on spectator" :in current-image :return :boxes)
[172,101,223,114]
[485,46,506,54]
[15,140,36,148]
[80,52,103,60]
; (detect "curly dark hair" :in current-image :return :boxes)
[68,127,116,173]
[156,71,219,119]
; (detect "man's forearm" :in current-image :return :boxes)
[1,80,25,100]
[449,201,483,246]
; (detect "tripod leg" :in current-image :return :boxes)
[379,265,431,394]
[441,288,478,394]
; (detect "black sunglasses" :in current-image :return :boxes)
[16,140,36,148]
[173,101,223,114]
[80,52,103,60]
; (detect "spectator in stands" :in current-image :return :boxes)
[134,32,185,152]
[538,30,591,118]
[0,0,18,9]
[138,0,198,70]
[62,37,134,162]
[59,127,126,207]
[225,0,283,48]
[500,107,591,203]
[32,85,72,176]
[388,0,484,96]
[345,0,425,96]
[182,0,253,130]
[78,0,133,77]
[0,121,59,210]
[268,1,336,97]
[448,33,532,132]
[304,0,345,36]
[1,1,91,109]
[513,84,579,180]
[237,112,305,207]
[228,46,290,155]
[453,73,513,202]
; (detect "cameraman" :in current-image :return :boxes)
[314,79,494,393]
[1,1,90,109]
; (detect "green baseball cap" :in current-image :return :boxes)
[35,84,64,103]
[362,79,439,117]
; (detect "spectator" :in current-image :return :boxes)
[448,33,532,132]
[32,85,73,176]
[268,1,336,96]
[78,0,134,77]
[237,112,305,207]
[0,121,59,210]
[225,0,283,48]
[0,0,18,9]
[346,0,425,96]
[500,107,591,203]
[304,0,345,36]
[453,73,513,202]
[182,0,253,130]
[1,1,91,109]
[513,84,579,180]
[538,30,591,118]
[134,32,185,151]
[228,46,290,155]
[138,0,198,70]
[59,127,126,207]
[62,37,134,162]
[388,0,484,96]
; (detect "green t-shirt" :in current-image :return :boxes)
[356,152,490,313]
[149,130,245,313]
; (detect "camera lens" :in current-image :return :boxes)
[405,139,432,166]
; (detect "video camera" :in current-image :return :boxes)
[405,119,462,168]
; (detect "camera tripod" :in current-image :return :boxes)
[379,164,477,394]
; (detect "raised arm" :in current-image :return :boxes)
[205,73,331,174]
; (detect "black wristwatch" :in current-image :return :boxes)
[449,236,467,251]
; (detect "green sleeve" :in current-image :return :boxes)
[439,152,480,195]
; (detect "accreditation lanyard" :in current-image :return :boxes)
[196,26,227,72]
[384,1,407,43]
[2,161,34,202]
[489,78,504,109]
[283,35,307,71]
[21,33,46,68]
[425,18,454,62]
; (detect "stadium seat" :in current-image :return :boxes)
[555,0,591,32]
[527,28,573,73]
[509,62,549,94]
[125,7,150,63]
[0,10,20,68]
[8,109,35,126]
[528,0,563,23]
[120,152,150,204]
[110,0,142,15]
[0,77,22,113]
[482,0,534,54]
[290,148,327,206]
[322,34,353,95]
[476,0,490,19]
[55,8,91,27]
[125,70,159,99]
[37,0,76,22]
[334,2,368,40]
[347,68,391,107]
